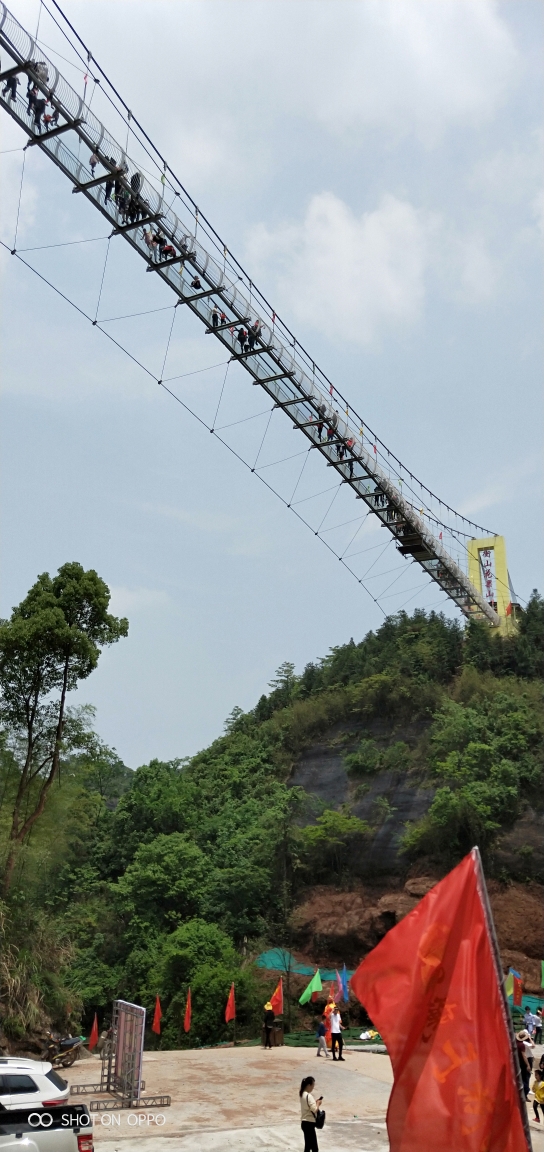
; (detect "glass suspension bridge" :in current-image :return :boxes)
[0,0,514,627]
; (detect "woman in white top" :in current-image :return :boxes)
[299,1076,322,1152]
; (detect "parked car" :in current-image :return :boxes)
[0,1058,70,1110]
[0,1103,93,1150]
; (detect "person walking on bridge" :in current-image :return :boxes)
[2,75,20,102]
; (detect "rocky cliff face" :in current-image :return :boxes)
[288,713,544,992]
[289,718,544,879]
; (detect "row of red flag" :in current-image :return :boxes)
[88,975,283,1047]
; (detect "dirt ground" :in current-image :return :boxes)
[66,1045,393,1150]
[65,1044,544,1152]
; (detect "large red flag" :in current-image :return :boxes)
[225,983,236,1023]
[270,977,283,1015]
[88,1013,99,1052]
[184,988,192,1033]
[151,995,162,1035]
[351,849,530,1152]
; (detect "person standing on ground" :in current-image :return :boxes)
[316,1016,329,1058]
[516,1031,532,1098]
[330,1006,344,1061]
[522,1029,536,1070]
[524,1007,535,1036]
[299,1076,322,1152]
[263,1001,274,1049]
[535,1009,543,1045]
[532,1070,544,1124]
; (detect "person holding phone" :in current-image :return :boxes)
[299,1076,322,1152]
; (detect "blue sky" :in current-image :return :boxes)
[1,0,542,767]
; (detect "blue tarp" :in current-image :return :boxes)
[255,948,354,982]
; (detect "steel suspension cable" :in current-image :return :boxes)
[1,237,389,615]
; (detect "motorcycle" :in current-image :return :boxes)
[41,1032,84,1068]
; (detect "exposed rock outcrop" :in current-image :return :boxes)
[291,878,544,993]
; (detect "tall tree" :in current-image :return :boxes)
[0,562,128,893]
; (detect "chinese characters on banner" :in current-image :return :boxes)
[479,548,496,604]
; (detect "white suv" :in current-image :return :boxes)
[0,1058,70,1110]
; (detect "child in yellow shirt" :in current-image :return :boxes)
[532,1069,544,1123]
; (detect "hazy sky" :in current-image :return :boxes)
[1,0,542,768]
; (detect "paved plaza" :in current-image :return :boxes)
[65,1044,544,1151]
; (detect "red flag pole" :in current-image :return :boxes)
[472,847,532,1152]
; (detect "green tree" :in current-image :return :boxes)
[0,563,128,892]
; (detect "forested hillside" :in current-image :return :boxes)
[1,568,543,1050]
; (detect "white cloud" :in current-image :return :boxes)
[469,130,543,207]
[248,191,435,345]
[435,228,498,304]
[33,0,519,202]
[109,586,170,615]
[141,502,240,534]
[175,0,518,146]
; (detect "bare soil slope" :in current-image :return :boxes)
[291,878,544,992]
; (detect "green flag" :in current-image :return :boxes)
[299,969,322,1005]
[504,972,514,998]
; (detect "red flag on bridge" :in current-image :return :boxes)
[151,995,162,1035]
[88,1013,99,1052]
[183,988,192,1033]
[270,977,283,1016]
[225,983,236,1023]
[351,849,530,1152]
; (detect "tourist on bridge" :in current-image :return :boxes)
[2,75,20,102]
[153,232,167,259]
[190,275,202,291]
[27,83,38,117]
[237,327,247,353]
[247,326,256,352]
[299,1076,323,1152]
[90,151,100,176]
[315,403,326,441]
[326,426,335,444]
[211,306,220,329]
[346,437,355,477]
[143,228,155,259]
[33,92,47,133]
